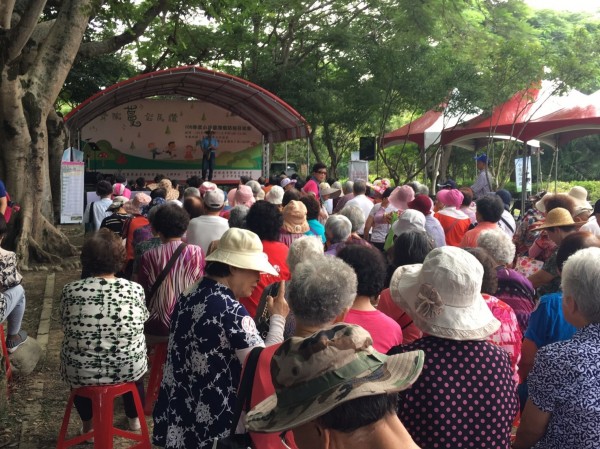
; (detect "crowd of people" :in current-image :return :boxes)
[3,163,599,449]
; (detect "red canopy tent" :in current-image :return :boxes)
[441,80,586,151]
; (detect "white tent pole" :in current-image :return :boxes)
[285,142,288,174]
[521,142,528,219]
[307,137,310,177]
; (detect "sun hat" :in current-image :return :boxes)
[535,207,578,230]
[408,194,433,216]
[392,209,426,236]
[123,193,151,215]
[390,246,500,341]
[474,153,491,164]
[203,188,225,209]
[245,323,425,433]
[112,183,132,199]
[227,188,237,207]
[158,178,180,201]
[568,186,592,210]
[280,178,297,189]
[265,185,284,205]
[436,188,464,208]
[282,200,310,234]
[495,189,512,211]
[235,185,256,208]
[107,195,128,211]
[319,182,341,199]
[200,181,218,196]
[389,185,415,210]
[205,228,278,275]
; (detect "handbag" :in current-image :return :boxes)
[147,243,187,300]
[254,282,280,339]
[212,346,263,449]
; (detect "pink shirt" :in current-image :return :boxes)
[377,288,423,344]
[344,308,403,353]
[459,221,499,248]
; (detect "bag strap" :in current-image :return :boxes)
[148,243,187,300]
[230,346,264,435]
[499,215,515,234]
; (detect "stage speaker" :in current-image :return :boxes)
[359,137,376,161]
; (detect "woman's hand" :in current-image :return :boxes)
[267,281,289,318]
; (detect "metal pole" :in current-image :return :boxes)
[521,143,528,219]
[285,142,288,175]
[307,137,310,177]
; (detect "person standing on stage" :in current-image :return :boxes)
[200,128,219,181]
[471,153,495,199]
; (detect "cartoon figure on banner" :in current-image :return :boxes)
[164,141,178,159]
[148,142,161,160]
[199,128,219,181]
[184,144,195,160]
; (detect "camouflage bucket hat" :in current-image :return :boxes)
[245,324,424,433]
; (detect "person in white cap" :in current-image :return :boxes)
[185,188,229,255]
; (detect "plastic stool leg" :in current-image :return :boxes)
[144,343,167,416]
[0,325,12,384]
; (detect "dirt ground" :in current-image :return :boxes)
[0,225,156,448]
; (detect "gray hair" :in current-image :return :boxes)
[407,181,429,196]
[183,187,201,199]
[339,205,365,233]
[287,236,325,274]
[288,257,357,326]
[353,180,367,195]
[561,247,600,323]
[325,215,352,244]
[228,205,249,229]
[477,229,516,265]
[246,180,262,198]
[342,180,354,195]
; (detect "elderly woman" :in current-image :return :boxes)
[61,229,148,433]
[137,204,205,337]
[287,236,324,274]
[433,189,471,246]
[338,245,403,352]
[464,247,523,385]
[248,255,358,449]
[239,201,291,317]
[363,187,397,251]
[100,196,130,235]
[514,247,600,449]
[300,195,326,243]
[528,207,579,297]
[477,229,536,333]
[339,205,372,248]
[228,204,249,229]
[388,246,518,448]
[122,192,151,278]
[408,194,446,248]
[279,200,310,248]
[378,230,432,344]
[324,214,352,255]
[152,228,289,448]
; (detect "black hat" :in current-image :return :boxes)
[436,179,457,190]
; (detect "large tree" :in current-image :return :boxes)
[0,0,168,267]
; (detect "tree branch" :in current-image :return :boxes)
[78,0,168,58]
[0,0,16,29]
[6,0,46,62]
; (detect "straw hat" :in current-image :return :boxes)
[535,207,578,230]
[107,196,128,212]
[246,324,424,433]
[282,200,309,233]
[123,193,151,215]
[158,179,180,201]
[390,246,500,341]
[205,228,278,275]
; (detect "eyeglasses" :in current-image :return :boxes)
[280,431,293,449]
[316,171,327,175]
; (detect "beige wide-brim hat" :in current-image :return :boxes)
[246,324,424,433]
[205,228,278,276]
[319,182,341,199]
[390,246,500,341]
[535,207,578,230]
[568,186,593,210]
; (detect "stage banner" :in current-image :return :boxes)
[80,99,263,181]
[515,157,532,193]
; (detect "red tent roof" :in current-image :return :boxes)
[441,80,586,150]
[382,109,443,148]
[64,66,310,143]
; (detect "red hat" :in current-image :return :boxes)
[408,194,433,216]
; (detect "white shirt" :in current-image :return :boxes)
[497,209,516,238]
[345,194,374,235]
[581,215,600,236]
[185,215,229,255]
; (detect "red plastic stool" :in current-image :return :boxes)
[56,383,151,449]
[0,325,12,387]
[144,341,168,416]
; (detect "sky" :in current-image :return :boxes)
[524,0,600,12]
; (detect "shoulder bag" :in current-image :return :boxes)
[147,243,187,300]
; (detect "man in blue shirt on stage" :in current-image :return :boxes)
[199,128,219,181]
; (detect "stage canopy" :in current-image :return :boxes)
[64,66,310,143]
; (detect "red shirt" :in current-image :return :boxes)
[239,240,291,317]
[460,221,499,248]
